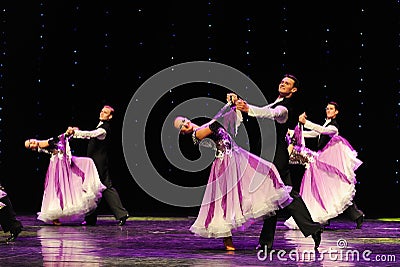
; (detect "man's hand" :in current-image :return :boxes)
[235,99,250,113]
[66,127,78,136]
[298,112,307,124]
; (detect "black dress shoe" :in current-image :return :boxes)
[311,229,323,249]
[81,220,96,226]
[356,215,364,229]
[118,214,129,226]
[6,227,22,242]
[256,243,272,252]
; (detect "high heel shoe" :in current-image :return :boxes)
[223,236,235,251]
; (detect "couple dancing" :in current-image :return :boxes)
[174,74,323,251]
[25,105,129,226]
[25,133,105,225]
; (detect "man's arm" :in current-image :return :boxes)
[70,128,107,140]
[301,130,320,138]
[297,112,337,138]
[303,120,338,137]
[227,94,288,124]
[247,104,288,124]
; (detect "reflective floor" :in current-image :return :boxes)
[0,215,399,266]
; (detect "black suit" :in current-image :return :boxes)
[317,118,339,150]
[0,187,23,238]
[258,98,322,248]
[85,120,128,224]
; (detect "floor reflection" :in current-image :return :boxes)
[38,226,101,266]
[0,216,398,266]
[283,229,367,267]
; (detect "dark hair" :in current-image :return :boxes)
[103,105,115,115]
[327,101,339,111]
[284,73,300,89]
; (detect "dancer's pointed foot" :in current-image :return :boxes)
[6,227,22,242]
[311,229,323,249]
[256,242,272,252]
[52,219,62,226]
[356,214,364,229]
[223,236,235,251]
[118,214,129,226]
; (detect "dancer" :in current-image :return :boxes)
[0,185,23,242]
[25,133,106,225]
[66,105,129,226]
[284,101,364,229]
[230,73,324,251]
[173,103,293,251]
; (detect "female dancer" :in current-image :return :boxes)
[25,133,106,225]
[173,104,292,250]
[284,102,363,229]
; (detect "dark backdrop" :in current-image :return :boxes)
[1,1,399,218]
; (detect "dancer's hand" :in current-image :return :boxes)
[66,127,78,136]
[226,93,238,105]
[298,112,307,124]
[235,99,249,113]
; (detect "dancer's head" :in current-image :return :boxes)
[174,116,194,134]
[24,139,39,150]
[325,101,339,119]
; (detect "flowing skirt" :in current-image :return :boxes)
[190,147,293,238]
[37,155,106,224]
[284,136,362,229]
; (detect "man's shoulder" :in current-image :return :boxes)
[98,121,111,129]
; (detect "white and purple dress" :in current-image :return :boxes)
[37,134,106,224]
[284,125,362,229]
[189,108,292,238]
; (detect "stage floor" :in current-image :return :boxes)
[0,215,399,266]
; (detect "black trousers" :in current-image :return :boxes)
[259,189,322,247]
[342,202,364,221]
[0,196,23,234]
[85,174,128,223]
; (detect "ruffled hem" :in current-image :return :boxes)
[284,186,356,229]
[37,186,104,224]
[37,155,106,224]
[284,135,361,230]
[311,188,356,224]
[190,187,292,238]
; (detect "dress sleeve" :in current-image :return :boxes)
[47,136,58,147]
[212,103,243,137]
[208,120,223,133]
